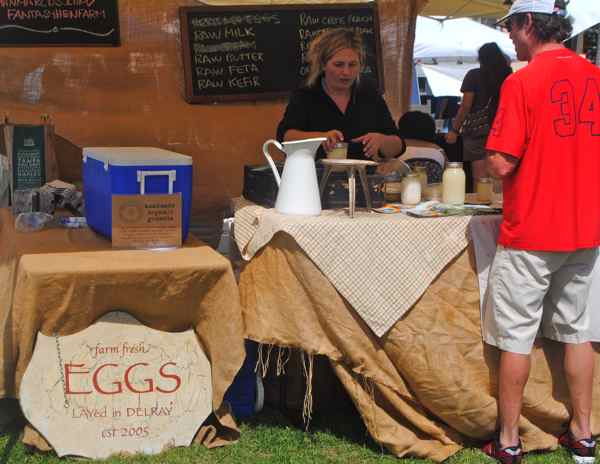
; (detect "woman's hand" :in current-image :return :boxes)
[322,130,344,152]
[352,133,387,160]
[445,130,459,144]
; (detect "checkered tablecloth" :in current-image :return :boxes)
[233,198,472,337]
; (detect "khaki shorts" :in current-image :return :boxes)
[483,245,598,354]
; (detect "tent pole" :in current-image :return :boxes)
[378,0,425,119]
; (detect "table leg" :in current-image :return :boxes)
[319,166,332,200]
[348,167,356,218]
[357,167,372,210]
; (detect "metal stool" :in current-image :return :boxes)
[319,159,377,218]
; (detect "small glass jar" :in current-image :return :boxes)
[401,173,421,205]
[327,142,348,159]
[424,182,442,201]
[414,166,428,193]
[442,162,466,205]
[384,181,403,203]
[492,178,503,205]
[476,177,493,203]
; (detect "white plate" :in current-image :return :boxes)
[320,159,378,166]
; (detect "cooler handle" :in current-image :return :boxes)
[136,170,176,195]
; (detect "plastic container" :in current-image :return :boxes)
[442,162,466,205]
[224,340,263,420]
[14,212,53,232]
[82,147,192,240]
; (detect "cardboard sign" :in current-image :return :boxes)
[20,312,213,459]
[1,123,59,204]
[11,125,45,190]
[111,194,182,249]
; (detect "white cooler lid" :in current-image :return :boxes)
[83,147,192,166]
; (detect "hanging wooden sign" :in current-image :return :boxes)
[0,0,120,46]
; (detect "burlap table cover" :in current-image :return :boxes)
[0,208,245,450]
[239,232,600,461]
[233,197,472,336]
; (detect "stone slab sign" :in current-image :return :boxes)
[20,311,212,459]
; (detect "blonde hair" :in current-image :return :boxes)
[305,28,365,88]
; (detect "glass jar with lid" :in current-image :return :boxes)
[476,177,493,203]
[442,162,466,205]
[401,173,421,206]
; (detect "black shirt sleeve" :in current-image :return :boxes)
[375,93,399,136]
[276,89,310,141]
[460,68,479,94]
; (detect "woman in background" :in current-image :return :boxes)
[276,28,404,161]
[445,42,512,186]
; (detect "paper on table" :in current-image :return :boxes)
[406,201,501,218]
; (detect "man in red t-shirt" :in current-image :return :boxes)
[483,1,600,463]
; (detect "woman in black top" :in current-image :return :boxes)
[445,42,512,186]
[276,28,404,161]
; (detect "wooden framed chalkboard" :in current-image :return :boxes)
[0,0,120,46]
[179,3,382,103]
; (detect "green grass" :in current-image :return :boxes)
[0,407,593,463]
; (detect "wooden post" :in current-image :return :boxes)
[377,0,427,120]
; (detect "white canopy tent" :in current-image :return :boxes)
[417,62,479,97]
[414,0,600,97]
[414,16,516,97]
[421,0,600,39]
[414,16,516,61]
[568,0,600,38]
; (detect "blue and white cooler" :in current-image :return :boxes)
[82,147,193,240]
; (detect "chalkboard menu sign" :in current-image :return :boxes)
[179,3,382,103]
[0,0,120,46]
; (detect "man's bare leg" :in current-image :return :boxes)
[498,351,530,447]
[564,341,594,440]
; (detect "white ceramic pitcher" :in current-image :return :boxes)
[262,137,326,216]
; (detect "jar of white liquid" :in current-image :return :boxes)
[442,162,466,205]
[401,173,421,205]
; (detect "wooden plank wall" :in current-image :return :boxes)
[0,0,419,218]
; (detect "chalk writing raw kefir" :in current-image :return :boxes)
[442,162,465,205]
